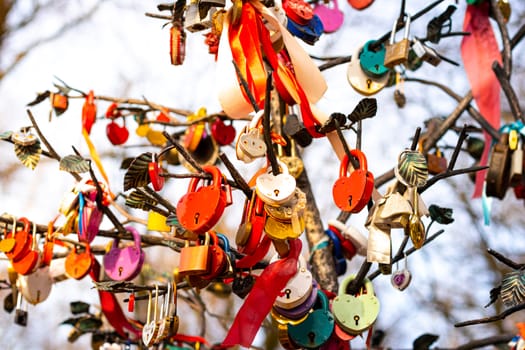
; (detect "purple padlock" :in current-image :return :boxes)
[272,281,319,320]
[103,226,145,281]
[313,0,344,33]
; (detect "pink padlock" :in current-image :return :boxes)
[313,0,344,33]
[103,226,145,281]
[78,191,103,243]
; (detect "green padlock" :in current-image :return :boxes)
[466,0,484,4]
[359,40,390,78]
[288,290,334,348]
[331,274,380,335]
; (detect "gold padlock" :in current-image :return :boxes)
[384,14,411,68]
[178,235,210,276]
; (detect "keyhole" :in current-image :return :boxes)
[308,332,316,344]
[366,79,372,89]
[284,288,291,299]
[119,266,123,276]
[194,213,200,224]
[348,195,353,206]
[274,189,280,197]
[374,64,379,72]
[354,315,360,325]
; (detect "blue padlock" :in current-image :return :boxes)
[325,228,347,276]
[288,290,335,348]
[216,233,236,274]
[359,40,390,78]
[286,14,324,45]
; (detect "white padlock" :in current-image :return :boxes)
[271,254,313,310]
[255,161,297,206]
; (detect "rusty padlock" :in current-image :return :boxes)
[176,165,230,233]
[332,149,374,213]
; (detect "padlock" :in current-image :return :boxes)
[17,266,53,305]
[359,40,389,78]
[155,282,173,343]
[283,0,314,25]
[236,191,266,255]
[510,132,523,186]
[264,215,303,241]
[425,148,447,175]
[332,275,380,335]
[14,291,28,327]
[12,220,40,276]
[255,161,297,206]
[404,187,426,249]
[11,127,37,146]
[313,0,344,34]
[178,236,210,277]
[283,111,313,148]
[272,254,313,309]
[347,0,374,10]
[216,233,235,278]
[103,226,145,281]
[170,21,186,66]
[210,117,236,146]
[277,323,301,350]
[200,232,228,280]
[232,273,255,299]
[347,44,390,96]
[106,118,129,146]
[411,38,441,66]
[371,187,412,230]
[142,286,160,347]
[332,149,374,213]
[185,0,216,33]
[273,281,318,320]
[288,290,335,349]
[5,217,32,263]
[278,138,304,179]
[148,153,165,191]
[365,204,392,265]
[384,14,411,68]
[176,165,229,233]
[65,243,94,280]
[50,92,69,115]
[327,219,368,258]
[78,191,104,243]
[286,14,324,46]
[486,133,511,199]
[179,131,219,172]
[391,255,411,291]
[324,228,347,275]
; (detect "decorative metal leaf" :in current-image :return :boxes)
[14,139,42,170]
[92,280,130,291]
[394,150,428,188]
[0,131,13,140]
[500,269,525,308]
[317,112,346,134]
[485,285,501,308]
[70,301,91,315]
[125,190,157,211]
[60,155,90,173]
[428,204,454,225]
[348,98,377,123]
[413,333,439,350]
[120,157,135,170]
[27,90,51,106]
[123,152,152,191]
[166,213,180,226]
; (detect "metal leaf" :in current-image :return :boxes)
[92,280,130,291]
[70,301,91,315]
[60,155,90,173]
[14,140,42,170]
[394,150,428,188]
[413,333,439,350]
[428,204,454,225]
[27,91,51,106]
[501,270,525,308]
[123,152,152,191]
[125,190,157,211]
[348,98,377,123]
[0,131,13,140]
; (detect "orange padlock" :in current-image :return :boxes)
[332,149,375,213]
[178,236,210,277]
[176,165,230,234]
[65,244,94,280]
[6,218,32,263]
[12,221,40,276]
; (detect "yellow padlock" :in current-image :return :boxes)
[147,210,171,232]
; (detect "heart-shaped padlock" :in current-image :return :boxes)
[17,266,53,305]
[332,275,380,335]
[286,14,324,45]
[232,273,256,299]
[256,162,297,206]
[272,254,313,309]
[176,165,229,233]
[238,127,267,160]
[359,40,389,77]
[106,119,129,145]
[78,191,104,243]
[65,244,94,280]
[348,0,374,9]
[313,0,344,33]
[391,255,412,291]
[148,153,165,191]
[288,290,335,348]
[103,226,145,281]
[324,228,347,275]
[332,149,374,213]
[211,117,236,146]
[265,215,304,241]
[5,217,32,262]
[347,44,390,96]
[236,191,266,255]
[273,281,318,320]
[283,0,314,25]
[12,221,40,276]
[12,127,37,146]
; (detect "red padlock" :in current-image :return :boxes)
[12,221,40,275]
[211,117,236,146]
[106,119,129,145]
[283,0,314,25]
[201,232,228,280]
[332,149,374,213]
[327,224,357,260]
[176,166,229,234]
[148,153,165,191]
[237,192,266,255]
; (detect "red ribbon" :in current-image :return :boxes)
[221,238,302,348]
[460,3,501,197]
[89,259,142,339]
[236,235,272,269]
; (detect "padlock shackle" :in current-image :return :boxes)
[339,149,368,178]
[18,217,31,235]
[389,14,411,44]
[338,274,374,296]
[125,226,142,252]
[187,165,223,193]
